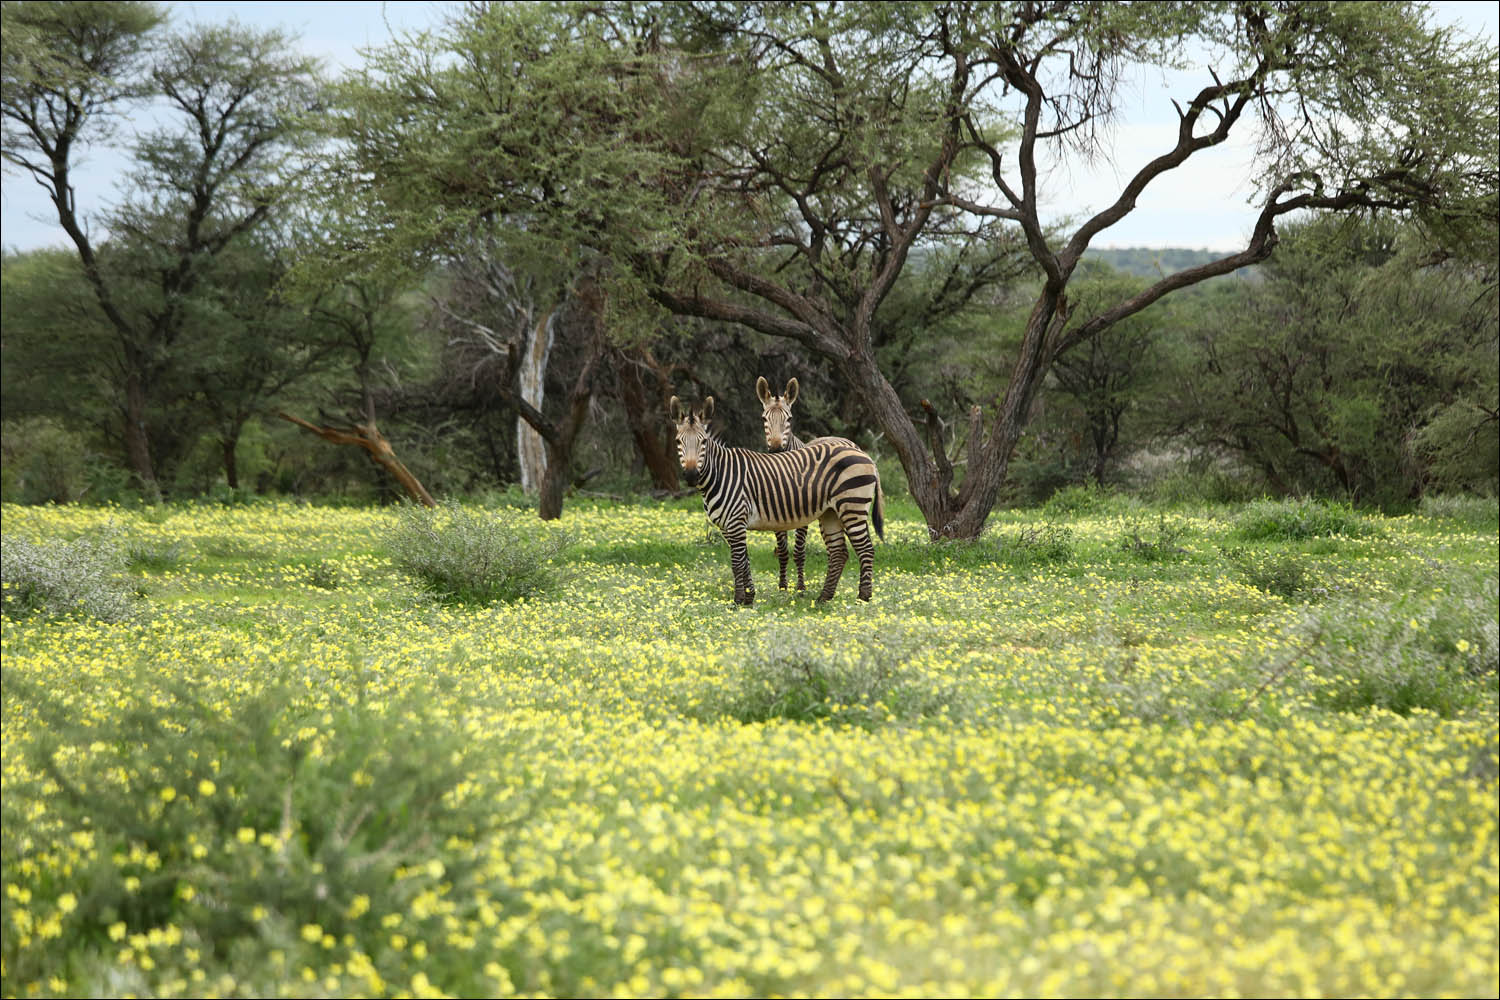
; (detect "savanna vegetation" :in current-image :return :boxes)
[2,496,1496,997]
[3,1,1498,996]
[2,0,1495,520]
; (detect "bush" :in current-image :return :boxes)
[1116,515,1192,562]
[0,664,507,995]
[1296,577,1498,717]
[715,626,965,728]
[304,559,342,590]
[1,528,139,622]
[1041,483,1108,517]
[1231,499,1380,541]
[0,417,91,503]
[126,537,189,573]
[1220,546,1321,601]
[993,523,1074,569]
[388,501,569,605]
[1417,494,1499,527]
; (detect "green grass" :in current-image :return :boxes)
[2,496,1496,998]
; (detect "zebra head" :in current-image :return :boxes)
[670,395,714,488]
[756,376,799,452]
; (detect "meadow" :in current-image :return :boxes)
[2,493,1497,998]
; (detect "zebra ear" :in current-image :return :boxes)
[670,396,684,422]
[701,396,714,422]
[756,376,771,406]
[784,378,799,406]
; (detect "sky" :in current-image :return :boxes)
[3,1,1496,254]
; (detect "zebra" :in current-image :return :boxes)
[756,375,859,593]
[672,394,884,605]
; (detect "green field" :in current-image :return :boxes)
[2,496,1497,998]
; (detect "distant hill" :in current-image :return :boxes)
[1086,247,1258,281]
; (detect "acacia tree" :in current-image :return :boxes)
[648,1,1497,536]
[279,274,437,507]
[1174,217,1499,504]
[2,2,322,495]
[324,1,1496,536]
[424,246,609,519]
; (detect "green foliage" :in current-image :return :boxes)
[1219,546,1318,602]
[1414,393,1500,495]
[1231,499,1380,542]
[1418,494,1499,527]
[1172,218,1499,506]
[993,523,1074,570]
[1085,247,1255,280]
[303,559,341,590]
[1116,516,1192,562]
[124,536,187,573]
[1042,483,1109,517]
[714,626,965,728]
[0,417,93,504]
[0,528,138,622]
[1136,454,1263,506]
[1296,577,1499,717]
[0,662,513,995]
[388,501,569,605]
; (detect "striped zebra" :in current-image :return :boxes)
[672,395,884,605]
[757,376,858,593]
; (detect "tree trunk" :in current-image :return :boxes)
[123,367,159,497]
[517,308,554,494]
[277,411,436,507]
[222,431,240,490]
[835,287,1066,540]
[616,349,679,490]
[537,439,570,520]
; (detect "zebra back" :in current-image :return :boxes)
[701,435,880,534]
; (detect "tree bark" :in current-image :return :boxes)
[615,348,679,491]
[222,432,240,491]
[122,366,158,495]
[516,307,554,494]
[276,411,436,507]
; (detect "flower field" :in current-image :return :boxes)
[2,496,1497,998]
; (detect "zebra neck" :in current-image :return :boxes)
[786,431,806,450]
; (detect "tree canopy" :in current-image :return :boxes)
[317,0,1497,535]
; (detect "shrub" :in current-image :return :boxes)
[994,523,1074,569]
[126,537,189,573]
[0,417,91,503]
[715,626,965,728]
[1042,483,1108,517]
[304,559,342,590]
[1295,576,1498,717]
[1417,494,1499,528]
[1231,499,1380,541]
[1,528,138,622]
[388,501,570,604]
[1116,515,1192,562]
[1220,546,1321,601]
[1140,463,1262,505]
[0,664,508,994]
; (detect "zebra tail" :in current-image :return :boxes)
[872,475,885,542]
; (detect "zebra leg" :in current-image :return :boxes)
[794,525,808,593]
[841,507,876,601]
[725,524,755,605]
[816,511,847,603]
[775,530,790,590]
